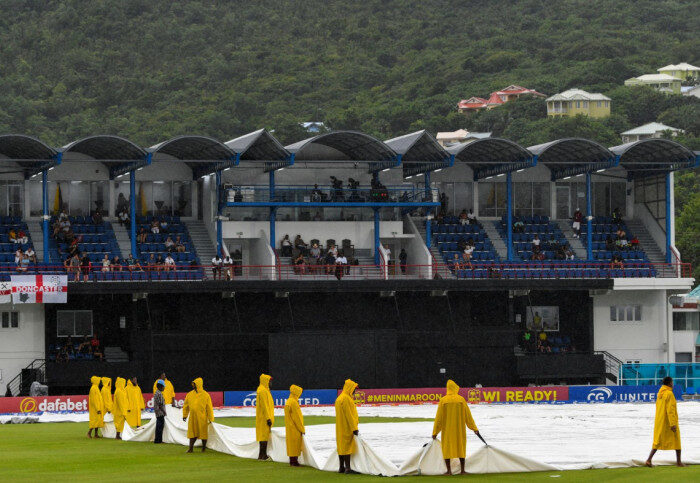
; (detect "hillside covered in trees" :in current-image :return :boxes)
[1,0,699,272]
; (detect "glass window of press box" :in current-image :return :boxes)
[28,181,108,217]
[0,181,24,217]
[114,181,192,217]
[477,182,550,217]
[222,206,401,222]
[555,180,626,220]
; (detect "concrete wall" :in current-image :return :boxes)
[592,289,670,363]
[403,215,432,278]
[0,304,45,395]
[249,230,276,275]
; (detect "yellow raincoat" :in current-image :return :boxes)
[432,380,478,459]
[100,377,113,413]
[153,378,175,405]
[256,374,274,442]
[182,377,214,439]
[284,385,306,457]
[335,379,359,455]
[88,376,104,429]
[652,384,681,450]
[125,380,145,428]
[113,377,129,432]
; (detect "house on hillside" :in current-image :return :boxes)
[458,85,545,112]
[657,63,700,82]
[300,122,327,133]
[624,74,681,94]
[545,89,610,118]
[436,129,491,146]
[620,122,683,143]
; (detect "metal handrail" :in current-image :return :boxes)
[5,358,46,397]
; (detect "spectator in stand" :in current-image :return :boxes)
[137,227,148,243]
[211,254,223,280]
[175,236,186,253]
[612,207,622,225]
[616,226,626,240]
[513,220,524,233]
[14,247,23,264]
[81,253,91,282]
[616,236,628,250]
[335,250,347,280]
[16,253,30,272]
[78,336,92,355]
[9,228,17,243]
[69,253,81,281]
[155,254,165,271]
[532,251,545,261]
[311,184,323,202]
[57,343,69,363]
[293,252,307,274]
[565,247,575,260]
[118,209,129,227]
[294,235,308,255]
[309,243,321,264]
[281,235,293,257]
[17,228,28,244]
[159,218,169,233]
[150,219,160,234]
[572,209,583,238]
[323,249,336,274]
[399,248,408,274]
[532,234,541,254]
[605,235,615,252]
[147,253,157,271]
[164,253,175,271]
[439,192,448,214]
[222,253,234,280]
[467,209,477,225]
[329,243,338,258]
[463,238,475,264]
[111,255,123,271]
[25,246,36,264]
[630,235,640,250]
[101,254,111,272]
[92,209,103,225]
[164,236,175,252]
[458,210,468,226]
[126,253,141,272]
[611,254,624,269]
[450,253,462,271]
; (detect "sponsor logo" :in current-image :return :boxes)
[467,389,481,404]
[353,391,366,405]
[587,386,613,402]
[242,392,258,406]
[20,398,37,413]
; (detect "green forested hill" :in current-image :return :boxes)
[0,0,698,145]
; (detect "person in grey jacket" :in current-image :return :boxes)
[153,379,166,444]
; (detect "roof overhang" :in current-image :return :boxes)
[528,138,617,181]
[447,138,535,180]
[0,134,62,179]
[610,138,698,180]
[61,135,150,179]
[149,135,239,179]
[225,129,292,173]
[385,130,453,177]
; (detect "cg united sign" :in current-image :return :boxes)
[568,385,683,403]
[224,390,336,407]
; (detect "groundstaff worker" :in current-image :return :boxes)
[284,385,306,466]
[432,379,480,475]
[153,372,176,406]
[182,377,214,453]
[113,377,129,439]
[335,379,359,474]
[126,377,145,428]
[256,374,275,460]
[100,377,113,415]
[646,376,684,467]
[87,376,104,438]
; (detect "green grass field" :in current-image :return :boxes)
[1,416,696,482]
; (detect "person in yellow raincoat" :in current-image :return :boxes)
[646,377,684,467]
[100,377,113,415]
[284,385,306,466]
[87,376,104,438]
[256,373,275,460]
[125,377,145,428]
[113,377,129,439]
[182,377,214,452]
[432,379,480,475]
[335,379,359,474]
[153,372,176,406]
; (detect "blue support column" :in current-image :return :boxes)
[424,171,431,199]
[41,169,49,264]
[129,170,137,257]
[215,170,223,257]
[269,207,276,251]
[586,172,593,261]
[665,171,672,263]
[506,171,513,261]
[374,208,381,265]
[269,170,275,201]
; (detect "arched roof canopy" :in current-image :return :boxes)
[225,129,291,172]
[448,138,534,180]
[528,138,616,180]
[286,131,398,172]
[385,130,452,177]
[610,138,697,180]
[61,135,149,179]
[150,135,238,179]
[0,134,60,178]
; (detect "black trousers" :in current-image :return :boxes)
[154,416,165,443]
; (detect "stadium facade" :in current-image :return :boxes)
[0,130,697,396]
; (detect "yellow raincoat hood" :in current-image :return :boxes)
[259,374,271,389]
[289,384,303,399]
[91,375,101,386]
[193,377,204,392]
[446,379,459,395]
[115,377,126,390]
[342,379,358,396]
[101,377,111,388]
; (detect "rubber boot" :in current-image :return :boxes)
[258,441,268,460]
[290,456,300,467]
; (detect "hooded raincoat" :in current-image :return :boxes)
[432,380,478,459]
[113,377,129,432]
[153,378,175,405]
[88,376,104,429]
[256,374,274,442]
[653,384,681,450]
[335,379,359,455]
[183,377,214,439]
[100,377,113,413]
[125,380,145,428]
[284,385,305,457]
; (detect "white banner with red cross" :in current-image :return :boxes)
[11,275,68,304]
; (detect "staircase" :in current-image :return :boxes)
[625,219,665,264]
[482,221,508,260]
[185,220,217,265]
[412,216,454,279]
[555,220,587,259]
[111,220,134,258]
[104,346,129,363]
[25,220,45,262]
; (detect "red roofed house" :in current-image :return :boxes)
[458,85,546,113]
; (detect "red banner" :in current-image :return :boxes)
[0,391,224,414]
[345,386,568,405]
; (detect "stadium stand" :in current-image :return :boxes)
[495,215,567,261]
[430,216,498,278]
[0,217,35,279]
